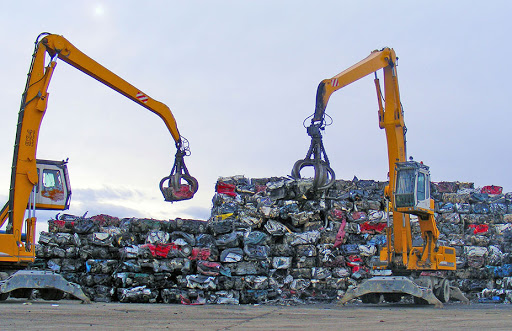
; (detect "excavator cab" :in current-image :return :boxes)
[394,161,433,214]
[0,159,70,261]
[35,159,71,210]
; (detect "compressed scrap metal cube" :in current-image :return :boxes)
[117,286,159,303]
[36,175,512,304]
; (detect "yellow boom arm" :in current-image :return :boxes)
[304,48,412,265]
[42,34,183,143]
[1,33,197,250]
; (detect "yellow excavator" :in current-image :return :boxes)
[292,48,468,307]
[0,33,198,301]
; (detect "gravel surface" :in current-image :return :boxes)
[1,300,511,330]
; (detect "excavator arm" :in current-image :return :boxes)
[292,48,412,261]
[42,35,183,143]
[293,47,455,271]
[313,48,400,126]
[39,33,198,202]
[1,33,198,262]
[313,48,406,184]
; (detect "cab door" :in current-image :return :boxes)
[415,169,431,210]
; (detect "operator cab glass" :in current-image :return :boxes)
[394,161,431,211]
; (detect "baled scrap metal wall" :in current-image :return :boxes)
[34,176,512,304]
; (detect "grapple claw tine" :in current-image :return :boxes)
[160,149,198,202]
[291,159,335,191]
[291,122,336,192]
[160,174,198,202]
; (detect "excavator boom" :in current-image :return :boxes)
[294,48,411,256]
[314,48,398,122]
[38,34,199,202]
[41,35,182,143]
[3,32,198,238]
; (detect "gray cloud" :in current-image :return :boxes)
[174,206,211,221]
[72,186,145,204]
[35,200,146,222]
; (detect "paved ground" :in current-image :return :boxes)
[1,300,512,330]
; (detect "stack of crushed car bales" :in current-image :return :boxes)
[433,182,512,303]
[34,176,512,304]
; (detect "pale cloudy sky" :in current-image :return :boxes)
[0,1,510,234]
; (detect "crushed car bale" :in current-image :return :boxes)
[33,177,512,304]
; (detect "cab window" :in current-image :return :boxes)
[42,169,63,191]
[396,169,416,194]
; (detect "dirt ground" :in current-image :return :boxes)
[1,300,511,330]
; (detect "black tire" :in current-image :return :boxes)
[40,289,64,301]
[383,293,402,303]
[413,296,429,305]
[0,272,9,301]
[436,279,450,303]
[10,288,33,299]
[361,293,380,304]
